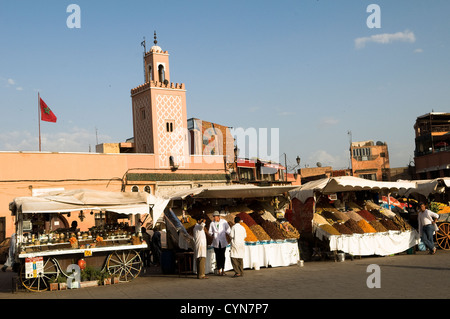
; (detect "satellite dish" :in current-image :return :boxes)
[316,162,322,167]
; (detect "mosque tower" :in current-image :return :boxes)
[130,32,188,168]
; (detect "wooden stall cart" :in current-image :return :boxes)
[9,189,159,292]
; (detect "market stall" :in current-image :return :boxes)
[9,189,167,291]
[289,176,420,258]
[162,184,301,274]
[398,178,450,250]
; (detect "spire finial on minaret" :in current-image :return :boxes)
[154,31,158,46]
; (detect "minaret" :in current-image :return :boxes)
[131,32,188,168]
[144,32,171,84]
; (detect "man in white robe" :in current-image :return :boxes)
[193,218,208,279]
[230,216,246,277]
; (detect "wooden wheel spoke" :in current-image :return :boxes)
[107,250,142,282]
[435,223,450,250]
[20,257,60,292]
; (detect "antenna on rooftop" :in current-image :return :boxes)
[141,36,146,82]
[347,130,352,170]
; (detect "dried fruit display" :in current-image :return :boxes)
[391,215,412,231]
[333,211,350,222]
[357,219,377,233]
[261,210,277,222]
[347,202,362,211]
[223,212,238,224]
[249,225,271,241]
[369,220,387,232]
[249,212,265,225]
[346,210,363,222]
[279,222,300,239]
[319,224,341,236]
[356,210,376,222]
[369,209,387,220]
[332,223,353,235]
[321,210,341,222]
[261,220,285,240]
[313,213,329,225]
[237,212,257,227]
[379,218,400,231]
[241,222,258,242]
[344,219,365,234]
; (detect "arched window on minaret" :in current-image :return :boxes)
[147,65,152,82]
[158,64,165,83]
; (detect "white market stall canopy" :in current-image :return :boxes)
[398,178,450,197]
[10,188,168,217]
[165,184,298,200]
[289,176,417,203]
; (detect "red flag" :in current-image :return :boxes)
[40,98,57,122]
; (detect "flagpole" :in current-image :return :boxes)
[38,92,41,152]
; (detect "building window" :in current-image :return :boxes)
[166,121,174,133]
[158,64,165,83]
[352,148,372,161]
[131,185,139,192]
[140,107,146,120]
[359,174,376,181]
[144,185,151,193]
[238,167,254,180]
[148,65,152,82]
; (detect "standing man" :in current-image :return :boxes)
[141,227,151,267]
[418,202,439,255]
[151,225,162,266]
[230,216,246,278]
[209,211,231,276]
[1,233,16,272]
[193,218,208,279]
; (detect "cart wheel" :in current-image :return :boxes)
[106,250,142,282]
[435,222,450,250]
[19,257,60,292]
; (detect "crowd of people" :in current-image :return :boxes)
[193,211,246,279]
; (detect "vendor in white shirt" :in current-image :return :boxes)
[208,211,231,276]
[230,216,246,277]
[418,202,439,255]
[193,218,208,279]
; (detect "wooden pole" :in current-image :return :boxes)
[38,92,41,152]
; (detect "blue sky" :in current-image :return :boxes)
[0,0,449,170]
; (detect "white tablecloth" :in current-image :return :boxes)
[315,227,420,256]
[195,240,300,274]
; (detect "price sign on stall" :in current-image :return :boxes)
[25,257,44,279]
[84,250,92,257]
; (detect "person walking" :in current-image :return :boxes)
[193,218,208,279]
[418,202,439,255]
[1,233,16,272]
[230,216,246,277]
[141,227,152,267]
[208,211,230,276]
[151,225,162,266]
